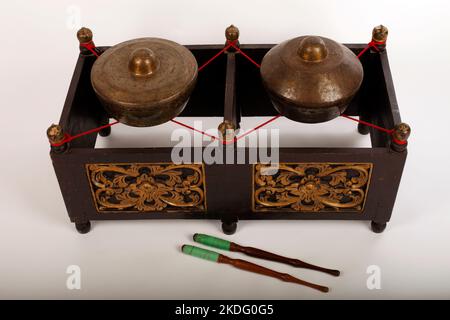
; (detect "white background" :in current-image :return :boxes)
[1,0,450,299]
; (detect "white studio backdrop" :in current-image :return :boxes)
[0,0,450,299]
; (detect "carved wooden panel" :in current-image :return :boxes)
[253,163,372,212]
[86,163,206,213]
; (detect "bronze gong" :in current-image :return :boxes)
[260,36,363,123]
[91,38,198,127]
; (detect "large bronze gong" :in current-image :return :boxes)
[91,38,198,127]
[260,36,363,123]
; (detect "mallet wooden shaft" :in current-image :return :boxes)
[230,243,340,276]
[182,245,329,293]
[193,233,340,277]
[218,255,329,292]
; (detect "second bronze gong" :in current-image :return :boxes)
[260,36,363,123]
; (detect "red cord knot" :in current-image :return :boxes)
[357,40,386,59]
[227,41,261,68]
[50,133,72,147]
[391,138,407,145]
[340,115,410,149]
[371,40,387,46]
[80,41,99,57]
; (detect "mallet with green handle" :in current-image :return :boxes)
[193,233,340,277]
[182,245,329,293]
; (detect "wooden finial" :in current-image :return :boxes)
[218,120,236,143]
[47,124,67,152]
[77,27,93,43]
[225,24,240,50]
[77,27,98,55]
[372,25,388,51]
[391,122,411,152]
[225,24,239,42]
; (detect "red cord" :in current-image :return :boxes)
[159,40,402,145]
[233,115,281,143]
[80,41,99,57]
[340,114,406,144]
[357,40,385,58]
[343,39,406,144]
[229,42,261,68]
[52,37,404,147]
[50,121,119,147]
[170,119,218,141]
[171,115,281,145]
[198,41,236,71]
[340,114,393,134]
[392,138,407,145]
[173,40,271,143]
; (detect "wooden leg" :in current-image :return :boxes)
[75,221,91,234]
[99,126,111,137]
[371,221,387,233]
[221,219,238,235]
[99,116,111,137]
[358,123,370,135]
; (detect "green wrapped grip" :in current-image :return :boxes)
[182,245,220,262]
[193,233,231,251]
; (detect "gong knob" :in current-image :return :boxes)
[128,48,159,77]
[297,36,328,62]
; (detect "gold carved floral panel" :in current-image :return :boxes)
[253,163,372,212]
[86,163,206,213]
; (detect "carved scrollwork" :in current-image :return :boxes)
[253,163,372,212]
[86,163,206,212]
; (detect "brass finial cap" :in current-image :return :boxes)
[47,124,65,144]
[372,25,388,43]
[297,36,329,62]
[225,25,239,42]
[392,122,411,142]
[77,27,93,44]
[218,120,236,142]
[128,48,159,77]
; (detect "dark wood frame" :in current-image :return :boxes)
[49,43,407,234]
